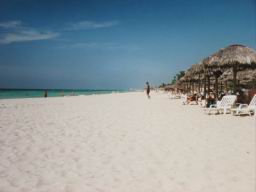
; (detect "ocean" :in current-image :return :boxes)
[0,89,126,99]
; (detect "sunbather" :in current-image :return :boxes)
[206,91,215,108]
[187,93,198,105]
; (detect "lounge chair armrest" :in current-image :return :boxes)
[238,104,249,109]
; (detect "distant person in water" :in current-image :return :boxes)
[44,90,48,98]
[145,82,150,99]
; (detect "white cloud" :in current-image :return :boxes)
[0,20,22,28]
[66,20,118,30]
[0,20,59,44]
[0,30,59,44]
[0,20,119,45]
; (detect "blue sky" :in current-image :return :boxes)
[0,0,255,89]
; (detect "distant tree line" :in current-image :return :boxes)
[159,71,185,88]
[170,71,185,85]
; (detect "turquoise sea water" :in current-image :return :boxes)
[0,89,126,99]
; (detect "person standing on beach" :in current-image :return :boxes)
[44,90,48,98]
[145,82,150,99]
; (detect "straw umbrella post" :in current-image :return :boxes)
[201,62,213,96]
[212,69,223,98]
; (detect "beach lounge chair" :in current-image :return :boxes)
[181,94,188,105]
[205,95,237,115]
[198,99,206,108]
[231,95,256,116]
[169,93,181,99]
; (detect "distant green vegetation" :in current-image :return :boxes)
[159,83,166,88]
[159,71,185,88]
[170,71,185,85]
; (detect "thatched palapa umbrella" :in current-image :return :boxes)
[204,44,256,92]
[177,76,188,91]
[183,66,198,93]
[203,53,224,98]
[178,62,205,94]
[188,63,204,93]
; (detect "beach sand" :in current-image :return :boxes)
[0,92,255,192]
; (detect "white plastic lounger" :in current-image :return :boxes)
[181,94,188,105]
[169,94,181,99]
[199,99,206,108]
[205,95,237,115]
[231,95,256,116]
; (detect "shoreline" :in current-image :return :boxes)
[0,90,137,100]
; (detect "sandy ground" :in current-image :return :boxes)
[0,92,255,192]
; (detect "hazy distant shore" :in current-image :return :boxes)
[0,92,254,192]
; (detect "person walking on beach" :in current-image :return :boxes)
[145,82,150,99]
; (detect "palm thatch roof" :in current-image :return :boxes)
[190,62,204,74]
[178,76,187,82]
[181,63,204,82]
[163,84,183,90]
[173,44,256,92]
[203,55,220,68]
[180,68,193,82]
[203,44,256,68]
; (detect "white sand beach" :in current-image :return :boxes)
[0,92,255,192]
